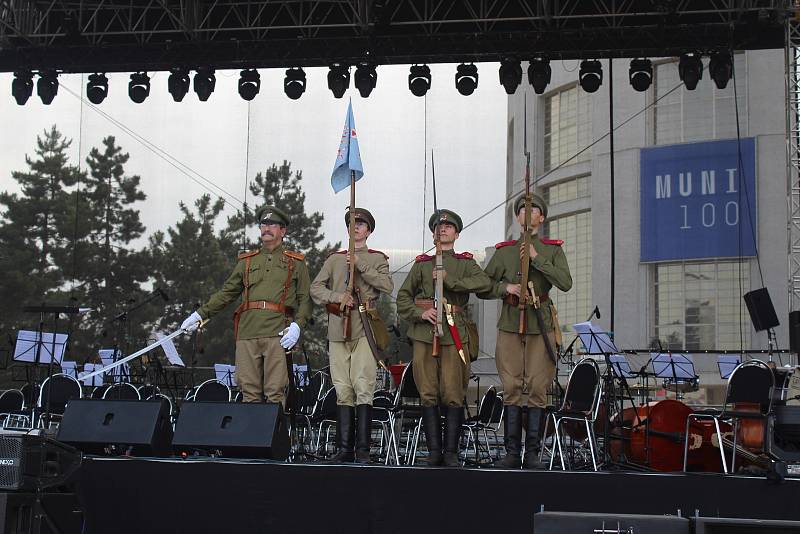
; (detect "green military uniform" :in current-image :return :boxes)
[479,194,572,469]
[310,208,394,463]
[396,209,491,467]
[197,207,312,404]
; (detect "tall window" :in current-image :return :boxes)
[543,84,592,171]
[653,55,748,145]
[543,175,591,205]
[543,210,592,334]
[652,261,751,350]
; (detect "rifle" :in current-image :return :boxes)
[353,287,390,372]
[431,150,445,357]
[341,170,357,338]
[519,95,533,335]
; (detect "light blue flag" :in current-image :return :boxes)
[331,101,364,193]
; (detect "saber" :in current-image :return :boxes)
[79,320,208,380]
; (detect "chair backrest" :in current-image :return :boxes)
[193,379,232,402]
[39,373,82,414]
[0,390,24,412]
[489,394,504,428]
[20,383,36,409]
[299,372,325,415]
[477,386,497,424]
[91,385,110,399]
[725,359,775,415]
[147,393,174,416]
[103,382,141,400]
[317,387,338,420]
[138,384,160,400]
[560,359,602,416]
[393,361,419,409]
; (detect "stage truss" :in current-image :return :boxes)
[788,13,800,313]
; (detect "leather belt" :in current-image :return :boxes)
[414,298,463,313]
[326,299,376,317]
[504,293,549,306]
[240,300,294,315]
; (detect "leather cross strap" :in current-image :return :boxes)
[504,293,549,307]
[414,298,463,313]
[326,299,376,317]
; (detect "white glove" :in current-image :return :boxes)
[280,322,301,349]
[180,311,202,332]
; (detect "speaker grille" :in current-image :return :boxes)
[0,436,23,490]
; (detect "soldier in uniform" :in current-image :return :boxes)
[396,210,491,467]
[180,206,312,404]
[310,208,394,463]
[479,195,572,469]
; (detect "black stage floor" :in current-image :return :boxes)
[72,457,800,534]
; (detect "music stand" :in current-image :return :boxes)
[608,355,635,379]
[81,364,105,388]
[652,353,696,400]
[13,331,67,365]
[718,355,741,380]
[60,361,78,379]
[214,364,237,387]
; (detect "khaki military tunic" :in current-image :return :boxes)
[396,249,491,407]
[310,247,394,406]
[479,235,572,408]
[198,245,312,403]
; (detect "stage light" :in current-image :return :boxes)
[678,53,703,90]
[327,64,350,98]
[354,64,377,98]
[579,60,603,93]
[498,59,522,95]
[86,73,108,104]
[37,70,59,105]
[709,52,732,90]
[527,58,551,94]
[455,63,478,96]
[628,59,653,92]
[284,68,306,100]
[238,69,260,101]
[128,72,150,103]
[408,65,431,97]
[194,68,216,101]
[11,71,33,105]
[168,68,190,102]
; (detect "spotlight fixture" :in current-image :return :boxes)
[455,63,478,96]
[327,64,350,99]
[579,60,603,93]
[86,73,108,104]
[408,65,431,97]
[284,67,306,100]
[354,64,377,98]
[194,68,216,101]
[11,71,33,105]
[498,59,522,95]
[37,70,59,105]
[709,51,732,90]
[628,59,653,92]
[678,53,703,90]
[527,58,551,94]
[168,68,190,102]
[128,72,150,104]
[238,69,260,101]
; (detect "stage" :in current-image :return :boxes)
[68,457,799,534]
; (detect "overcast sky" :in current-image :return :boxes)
[0,63,507,256]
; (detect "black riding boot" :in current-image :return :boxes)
[443,406,463,467]
[422,405,443,466]
[329,405,355,463]
[355,404,372,464]
[523,407,548,469]
[495,405,522,468]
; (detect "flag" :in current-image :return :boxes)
[331,101,364,193]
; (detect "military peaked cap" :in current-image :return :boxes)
[256,206,290,227]
[514,194,548,219]
[344,207,376,232]
[428,209,463,233]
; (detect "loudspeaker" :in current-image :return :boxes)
[790,311,800,353]
[534,512,689,534]
[743,288,780,332]
[693,517,800,533]
[0,434,81,491]
[56,399,173,456]
[767,405,800,462]
[173,402,289,459]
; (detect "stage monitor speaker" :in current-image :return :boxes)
[56,399,173,456]
[743,288,780,332]
[789,311,800,353]
[534,512,689,534]
[0,433,81,491]
[172,401,289,459]
[766,405,800,463]
[693,517,800,533]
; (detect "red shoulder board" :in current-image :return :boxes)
[368,248,389,259]
[455,252,474,260]
[238,249,259,260]
[540,238,564,246]
[495,240,516,249]
[415,254,433,263]
[284,250,306,261]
